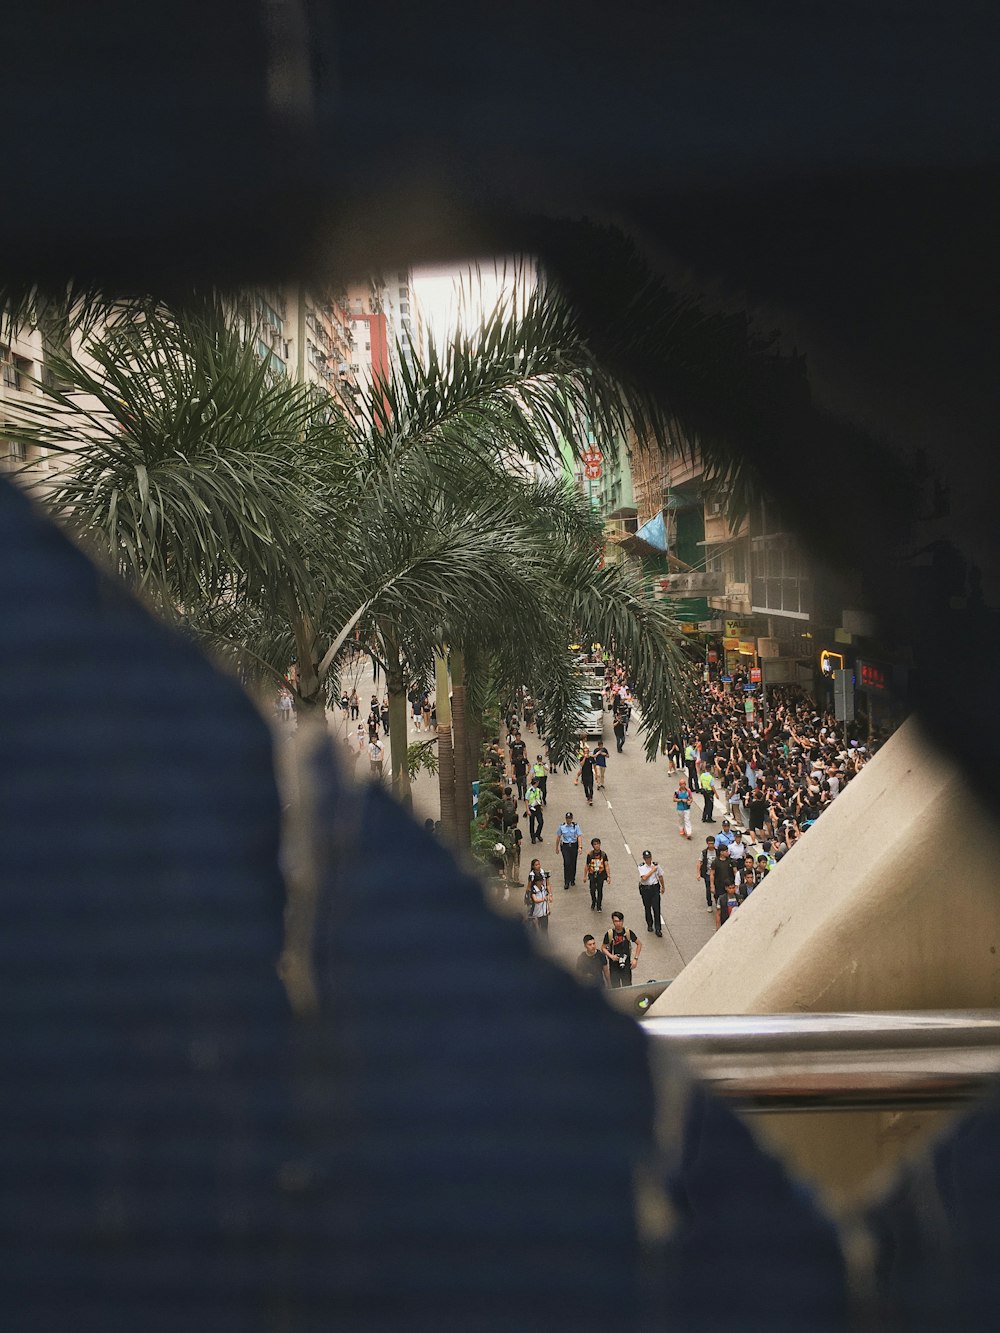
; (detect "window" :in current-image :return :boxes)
[730,545,747,583]
[397,271,408,282]
[1,346,31,391]
[751,536,810,619]
[2,438,26,462]
[399,302,410,314]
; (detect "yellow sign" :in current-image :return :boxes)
[738,640,756,655]
[725,619,747,638]
[722,637,740,650]
[820,649,844,675]
[681,623,699,634]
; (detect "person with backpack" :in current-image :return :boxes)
[602,912,641,988]
[524,779,545,844]
[585,837,610,912]
[593,741,609,790]
[500,785,519,835]
[526,859,552,933]
[673,776,694,840]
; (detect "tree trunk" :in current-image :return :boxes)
[380,624,412,807]
[464,645,484,777]
[282,580,323,717]
[434,649,457,842]
[451,647,471,850]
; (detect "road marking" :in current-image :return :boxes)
[623,843,632,857]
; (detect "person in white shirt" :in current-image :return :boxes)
[637,849,666,937]
[368,737,385,778]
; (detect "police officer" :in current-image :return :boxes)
[555,812,583,889]
[531,754,548,806]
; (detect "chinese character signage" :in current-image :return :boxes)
[857,659,889,693]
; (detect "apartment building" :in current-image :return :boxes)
[0,321,59,484]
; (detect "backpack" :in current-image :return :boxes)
[501,796,517,828]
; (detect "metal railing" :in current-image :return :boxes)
[630,1005,1000,1113]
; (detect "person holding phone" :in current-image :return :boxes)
[637,849,666,936]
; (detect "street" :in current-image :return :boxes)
[323,656,715,984]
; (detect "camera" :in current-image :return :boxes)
[543,870,551,879]
[617,954,628,968]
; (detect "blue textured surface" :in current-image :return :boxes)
[655,1083,848,1331]
[302,744,655,1331]
[0,478,291,1331]
[865,1085,1000,1331]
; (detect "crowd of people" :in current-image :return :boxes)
[669,664,890,929]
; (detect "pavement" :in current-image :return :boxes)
[319,657,716,984]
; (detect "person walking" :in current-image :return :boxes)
[338,691,350,718]
[585,837,610,912]
[602,911,641,989]
[575,934,609,987]
[684,739,698,788]
[593,741,609,789]
[673,776,694,840]
[697,835,717,912]
[512,747,529,801]
[637,849,666,936]
[380,701,391,736]
[555,812,583,889]
[368,735,385,779]
[578,749,596,806]
[530,755,548,806]
[699,766,716,823]
[349,688,359,720]
[528,860,553,934]
[710,844,737,930]
[613,712,626,753]
[525,779,545,844]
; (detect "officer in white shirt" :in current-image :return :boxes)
[637,850,666,936]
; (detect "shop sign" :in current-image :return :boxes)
[707,650,718,664]
[660,572,725,595]
[820,649,844,676]
[749,666,761,683]
[738,640,756,655]
[680,622,699,634]
[725,619,747,637]
[722,637,740,650]
[857,659,889,693]
[720,674,733,683]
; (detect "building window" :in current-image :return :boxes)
[364,342,371,352]
[750,535,811,619]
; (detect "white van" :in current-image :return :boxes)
[575,686,604,741]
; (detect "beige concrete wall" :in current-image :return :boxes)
[657,715,1000,1207]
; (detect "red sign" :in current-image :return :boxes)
[858,660,888,693]
[707,650,718,664]
[583,462,602,479]
[749,666,762,683]
[581,448,603,466]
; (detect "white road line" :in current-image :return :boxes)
[623,843,632,857]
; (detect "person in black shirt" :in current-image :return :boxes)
[710,845,737,930]
[585,837,610,911]
[575,934,609,987]
[602,911,641,988]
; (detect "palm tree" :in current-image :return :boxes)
[5,277,692,824]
